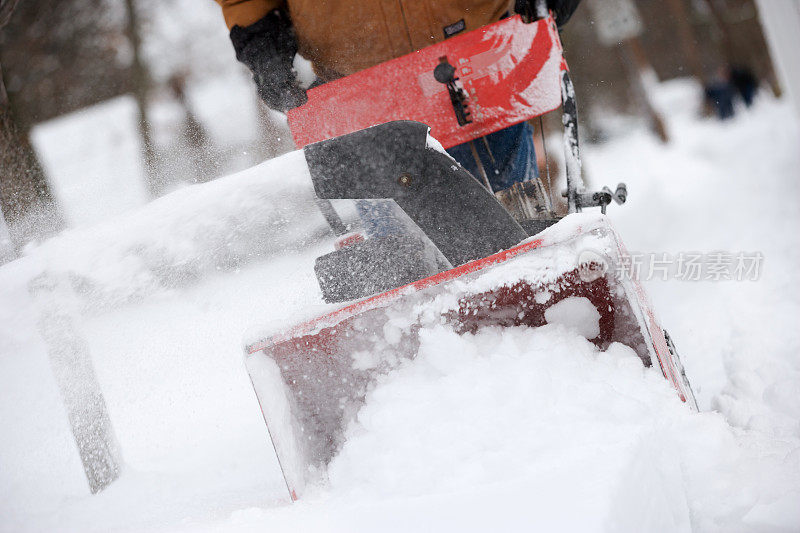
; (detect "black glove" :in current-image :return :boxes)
[230,9,307,112]
[515,0,582,28]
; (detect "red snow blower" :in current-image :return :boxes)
[243,11,697,501]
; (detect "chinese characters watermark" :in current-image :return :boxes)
[578,250,764,282]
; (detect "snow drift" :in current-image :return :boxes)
[1,80,799,532]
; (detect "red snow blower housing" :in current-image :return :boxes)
[243,12,697,501]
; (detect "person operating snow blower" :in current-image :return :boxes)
[214,0,581,235]
[213,4,697,500]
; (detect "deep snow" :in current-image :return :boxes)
[1,80,799,531]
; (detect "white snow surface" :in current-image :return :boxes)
[1,80,799,532]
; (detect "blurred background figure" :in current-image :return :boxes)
[705,64,759,119]
[705,66,737,120]
[730,65,759,107]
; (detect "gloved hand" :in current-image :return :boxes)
[230,9,308,112]
[515,0,582,28]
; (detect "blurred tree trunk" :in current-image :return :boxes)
[664,0,708,84]
[703,0,781,96]
[169,73,217,183]
[1,0,62,253]
[584,0,670,142]
[622,37,670,143]
[124,0,157,197]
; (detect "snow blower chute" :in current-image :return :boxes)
[243,12,697,501]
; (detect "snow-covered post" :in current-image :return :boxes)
[28,272,122,493]
[124,0,157,197]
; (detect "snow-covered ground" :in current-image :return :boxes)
[2,81,799,532]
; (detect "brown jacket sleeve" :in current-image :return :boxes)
[215,0,284,30]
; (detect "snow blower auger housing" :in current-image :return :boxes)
[243,13,697,501]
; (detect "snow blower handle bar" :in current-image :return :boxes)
[535,0,549,18]
[514,0,550,22]
[559,68,628,214]
[564,184,628,214]
[433,57,472,127]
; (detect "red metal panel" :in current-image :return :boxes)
[245,218,697,501]
[287,15,564,149]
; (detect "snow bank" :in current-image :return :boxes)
[26,149,330,312]
[599,79,800,437]
[1,79,798,532]
[195,322,799,532]
[327,325,693,532]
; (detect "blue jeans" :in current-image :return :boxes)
[446,121,538,191]
[358,122,538,237]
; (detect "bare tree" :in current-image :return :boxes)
[663,0,708,85]
[703,0,781,96]
[0,0,16,261]
[0,0,63,252]
[124,0,158,197]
